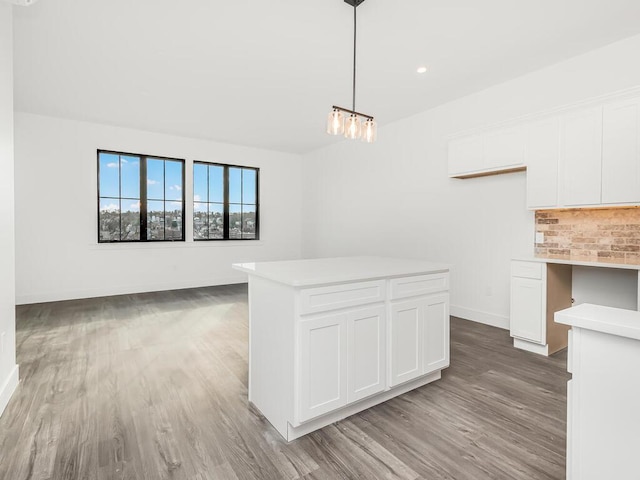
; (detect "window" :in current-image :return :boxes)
[98,150,185,242]
[193,162,259,240]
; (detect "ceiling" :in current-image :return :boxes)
[12,0,640,154]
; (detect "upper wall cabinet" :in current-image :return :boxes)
[448,135,484,177]
[449,87,640,209]
[526,117,560,209]
[602,97,640,204]
[448,126,524,178]
[559,107,603,207]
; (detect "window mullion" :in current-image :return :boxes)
[223,166,230,239]
[140,156,148,241]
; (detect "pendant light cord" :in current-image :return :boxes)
[352,1,357,113]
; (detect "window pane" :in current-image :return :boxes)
[229,204,242,239]
[193,163,208,203]
[242,169,257,204]
[194,202,208,240]
[99,153,120,198]
[121,200,140,241]
[147,200,165,240]
[147,159,165,200]
[229,167,242,204]
[242,204,256,239]
[208,203,224,239]
[209,165,224,203]
[165,160,182,201]
[99,198,120,241]
[120,155,140,198]
[166,201,183,240]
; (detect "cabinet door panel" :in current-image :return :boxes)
[298,314,347,423]
[602,98,640,204]
[510,277,544,344]
[448,135,484,176]
[423,293,450,375]
[389,300,423,387]
[347,306,386,403]
[484,126,525,170]
[560,108,603,206]
[526,117,560,209]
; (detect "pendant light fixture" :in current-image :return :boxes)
[326,0,377,143]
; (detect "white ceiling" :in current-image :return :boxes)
[12,0,640,154]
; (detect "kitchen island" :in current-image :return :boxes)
[233,256,450,441]
[556,304,640,480]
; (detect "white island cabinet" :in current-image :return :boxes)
[556,304,640,480]
[233,257,450,442]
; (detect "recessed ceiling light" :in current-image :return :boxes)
[417,66,428,74]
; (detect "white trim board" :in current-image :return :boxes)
[0,365,19,418]
[450,305,509,330]
[16,277,247,305]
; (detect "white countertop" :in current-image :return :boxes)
[232,256,450,287]
[513,255,640,271]
[555,304,640,341]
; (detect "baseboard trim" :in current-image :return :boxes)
[0,365,19,418]
[16,277,247,305]
[513,338,550,356]
[450,305,509,330]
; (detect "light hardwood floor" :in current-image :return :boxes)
[0,284,569,479]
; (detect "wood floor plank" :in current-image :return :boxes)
[0,284,568,479]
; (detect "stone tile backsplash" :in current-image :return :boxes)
[535,207,640,261]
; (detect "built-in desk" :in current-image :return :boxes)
[510,255,640,355]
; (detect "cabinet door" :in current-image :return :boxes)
[389,299,423,387]
[510,277,544,344]
[484,126,525,170]
[560,108,603,206]
[602,97,640,204]
[347,306,386,403]
[422,293,450,375]
[448,135,484,176]
[298,314,348,423]
[526,117,560,209]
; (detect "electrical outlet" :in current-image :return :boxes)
[485,286,492,296]
[535,232,545,244]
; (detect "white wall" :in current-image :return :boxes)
[302,33,640,329]
[14,114,302,304]
[0,3,19,417]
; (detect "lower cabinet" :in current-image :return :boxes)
[297,305,386,423]
[510,276,544,344]
[389,293,450,388]
[510,260,572,355]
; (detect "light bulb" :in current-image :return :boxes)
[344,114,361,140]
[326,109,345,136]
[362,118,377,143]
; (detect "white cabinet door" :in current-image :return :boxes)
[448,135,484,176]
[602,97,640,204]
[560,107,603,206]
[526,117,560,209]
[484,125,525,170]
[389,299,423,387]
[510,277,544,344]
[422,293,450,375]
[347,306,386,403]
[298,314,348,423]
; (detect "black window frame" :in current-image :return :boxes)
[193,161,260,241]
[97,149,186,243]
